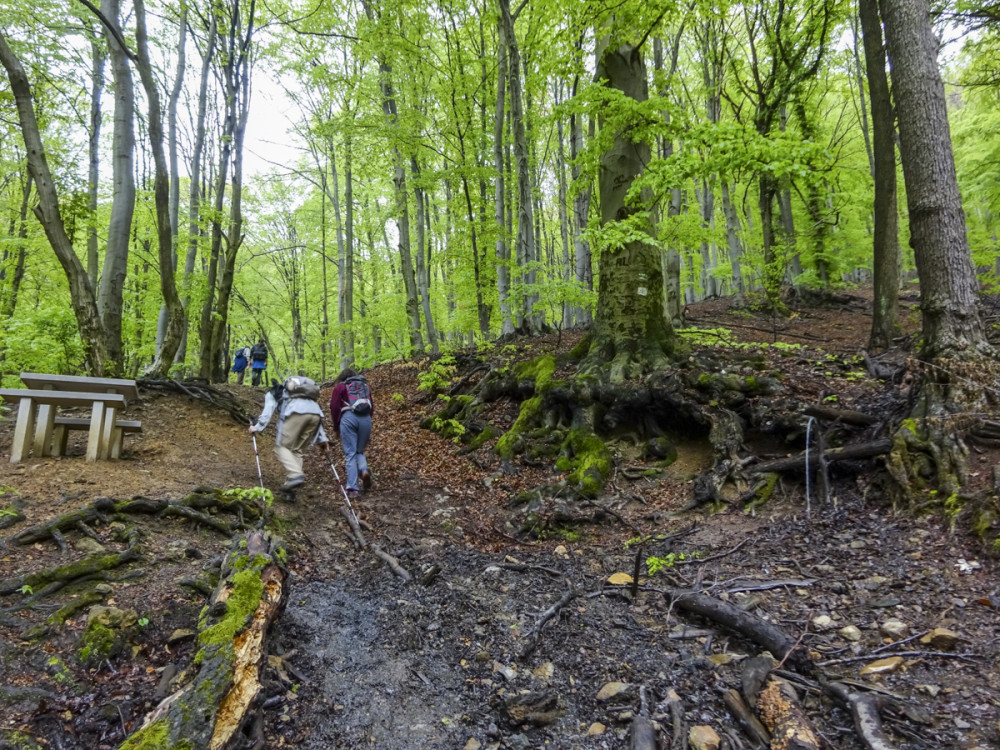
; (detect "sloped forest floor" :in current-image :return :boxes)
[1,286,999,750]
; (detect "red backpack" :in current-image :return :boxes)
[343,376,372,415]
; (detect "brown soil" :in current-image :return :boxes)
[1,287,998,750]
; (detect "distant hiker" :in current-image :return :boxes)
[329,368,374,499]
[249,376,330,492]
[232,345,251,385]
[250,339,269,386]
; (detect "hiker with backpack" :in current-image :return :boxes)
[249,375,330,492]
[250,339,269,386]
[329,368,374,499]
[232,345,251,384]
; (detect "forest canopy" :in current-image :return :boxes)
[0,0,997,383]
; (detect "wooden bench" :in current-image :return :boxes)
[52,417,143,459]
[0,389,127,463]
[16,372,141,462]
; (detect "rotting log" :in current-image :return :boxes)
[723,688,770,748]
[752,439,892,474]
[665,590,812,673]
[118,531,287,750]
[757,678,821,750]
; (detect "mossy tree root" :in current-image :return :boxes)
[7,490,262,548]
[120,530,288,750]
[0,547,140,596]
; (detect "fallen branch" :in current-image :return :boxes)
[758,678,821,750]
[803,405,878,427]
[824,682,897,750]
[752,439,893,474]
[370,542,411,581]
[816,650,976,667]
[519,581,577,660]
[722,688,769,748]
[665,589,811,673]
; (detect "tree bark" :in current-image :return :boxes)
[494,22,514,336]
[860,0,901,352]
[881,0,991,359]
[135,0,185,377]
[98,0,135,373]
[86,26,105,290]
[0,31,111,375]
[588,32,677,381]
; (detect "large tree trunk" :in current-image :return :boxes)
[136,0,185,378]
[881,0,990,359]
[0,32,111,375]
[860,0,901,352]
[494,24,514,336]
[98,0,134,374]
[412,157,440,353]
[499,0,539,333]
[588,35,677,381]
[176,12,217,368]
[569,71,593,327]
[86,27,105,290]
[721,181,746,301]
[343,131,356,367]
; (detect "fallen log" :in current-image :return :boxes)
[752,439,893,474]
[665,590,811,673]
[824,682,897,750]
[757,678,821,750]
[803,405,878,427]
[118,531,287,750]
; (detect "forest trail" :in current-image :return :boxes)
[1,288,999,750]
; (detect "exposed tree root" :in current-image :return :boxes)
[0,547,139,596]
[137,377,253,424]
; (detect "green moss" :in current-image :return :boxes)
[78,620,118,666]
[560,430,612,498]
[496,396,542,459]
[118,718,193,750]
[0,730,44,750]
[515,354,557,391]
[195,568,264,665]
[745,472,780,513]
[465,426,496,451]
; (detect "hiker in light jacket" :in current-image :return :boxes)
[250,379,330,491]
[329,367,374,499]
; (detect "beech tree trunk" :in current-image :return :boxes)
[495,27,514,335]
[588,33,677,381]
[86,27,105,289]
[98,0,134,374]
[881,0,990,359]
[0,32,111,375]
[860,0,901,352]
[135,0,185,377]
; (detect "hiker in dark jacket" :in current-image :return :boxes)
[250,339,268,386]
[329,368,374,499]
[251,378,329,491]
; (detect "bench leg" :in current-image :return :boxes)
[100,406,118,460]
[52,425,69,457]
[86,402,106,462]
[110,426,124,459]
[10,399,36,463]
[33,404,55,457]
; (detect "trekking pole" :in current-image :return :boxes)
[327,458,362,528]
[249,421,265,492]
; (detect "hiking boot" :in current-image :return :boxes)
[281,475,305,491]
[346,489,359,500]
[361,470,372,490]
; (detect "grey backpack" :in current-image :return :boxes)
[283,376,320,401]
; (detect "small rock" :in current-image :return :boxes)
[95,583,113,595]
[74,537,105,554]
[919,684,941,697]
[596,681,632,701]
[849,540,867,549]
[463,739,482,750]
[838,625,862,642]
[533,662,554,681]
[954,717,971,729]
[689,725,721,750]
[860,656,904,676]
[920,627,960,650]
[811,615,834,631]
[880,619,908,639]
[553,545,569,559]
[586,722,606,735]
[707,653,735,666]
[167,628,196,644]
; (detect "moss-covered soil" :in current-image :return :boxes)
[1,285,999,749]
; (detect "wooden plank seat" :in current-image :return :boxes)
[51,417,142,459]
[0,389,127,462]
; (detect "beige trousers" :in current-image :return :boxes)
[274,412,321,479]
